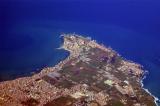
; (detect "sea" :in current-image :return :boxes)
[0,0,160,105]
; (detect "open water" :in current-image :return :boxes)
[0,0,160,105]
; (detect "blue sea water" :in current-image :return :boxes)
[0,0,160,105]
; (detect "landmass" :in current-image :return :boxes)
[0,34,156,106]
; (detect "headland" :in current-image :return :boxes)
[0,34,156,106]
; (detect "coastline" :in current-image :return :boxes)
[61,33,158,105]
[86,34,160,106]
[141,71,160,106]
[61,34,159,105]
[0,33,157,106]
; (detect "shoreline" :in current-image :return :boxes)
[0,33,157,106]
[62,33,159,105]
[84,34,160,106]
[141,71,160,106]
[63,34,160,106]
[35,34,160,106]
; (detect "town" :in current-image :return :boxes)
[0,34,156,106]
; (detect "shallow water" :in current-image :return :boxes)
[0,0,160,104]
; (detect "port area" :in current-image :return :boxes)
[0,34,156,106]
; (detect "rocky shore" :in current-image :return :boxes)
[0,34,156,106]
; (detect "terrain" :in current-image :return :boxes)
[0,34,156,106]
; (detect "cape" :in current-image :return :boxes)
[0,34,156,106]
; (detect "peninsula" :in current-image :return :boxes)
[0,34,156,106]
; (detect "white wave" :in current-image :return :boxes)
[141,72,160,106]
